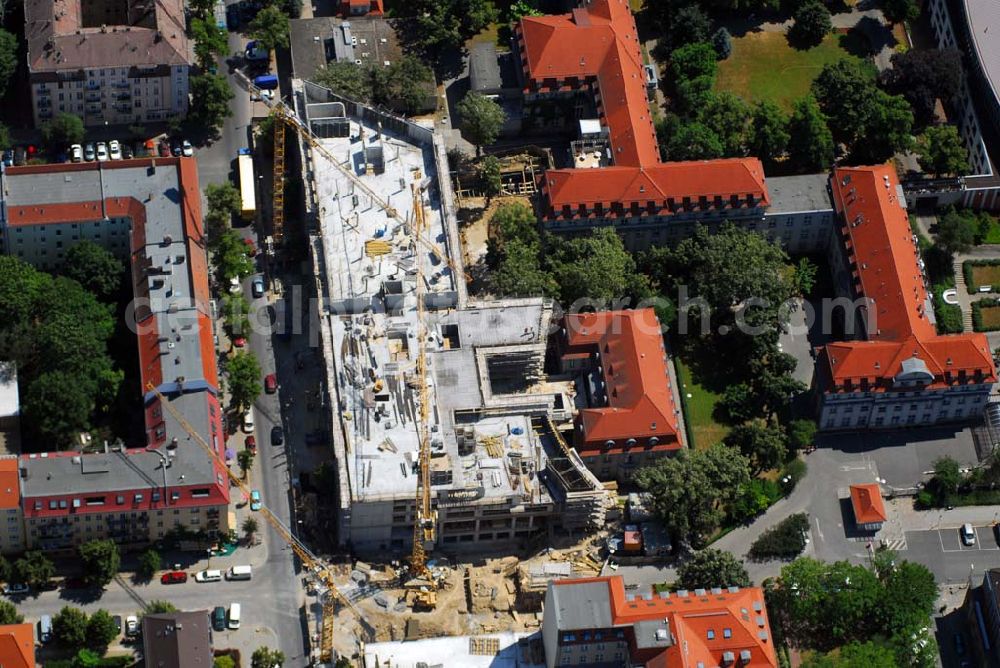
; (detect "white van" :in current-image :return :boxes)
[226,565,252,581]
[195,569,222,583]
[38,614,52,643]
[228,602,241,629]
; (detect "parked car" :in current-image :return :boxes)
[181,139,194,157]
[212,606,227,631]
[2,583,28,595]
[229,276,242,293]
[1,149,12,166]
[233,336,247,348]
[270,425,283,446]
[122,143,134,159]
[125,615,139,636]
[109,140,122,160]
[170,139,183,157]
[250,489,261,511]
[246,434,257,454]
[39,615,52,643]
[194,569,222,583]
[13,146,26,166]
[245,40,269,61]
[962,523,976,546]
[242,409,255,434]
[160,571,188,584]
[158,139,171,157]
[243,237,257,256]
[251,276,265,298]
[70,143,83,162]
[264,373,277,394]
[113,615,122,634]
[96,142,109,162]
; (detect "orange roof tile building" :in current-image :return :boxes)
[514,0,769,241]
[849,483,888,529]
[0,623,35,668]
[558,309,682,480]
[542,576,778,668]
[816,165,997,430]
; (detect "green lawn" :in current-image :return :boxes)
[715,32,863,112]
[979,217,1000,244]
[674,356,729,450]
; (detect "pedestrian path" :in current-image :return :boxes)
[953,259,975,332]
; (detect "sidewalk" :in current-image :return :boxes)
[890,498,1000,531]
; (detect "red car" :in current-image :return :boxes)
[158,139,171,157]
[233,337,247,348]
[243,238,257,256]
[160,571,188,584]
[264,373,277,394]
[246,435,257,454]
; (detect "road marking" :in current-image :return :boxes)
[813,517,825,542]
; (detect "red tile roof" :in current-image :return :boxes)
[849,483,887,525]
[0,623,34,668]
[0,459,21,511]
[820,166,997,389]
[517,0,769,216]
[563,309,680,451]
[555,576,778,667]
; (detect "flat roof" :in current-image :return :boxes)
[290,16,403,81]
[964,0,1000,109]
[765,173,833,214]
[362,631,545,668]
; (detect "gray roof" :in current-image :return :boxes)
[965,0,1000,109]
[142,611,213,668]
[470,42,502,92]
[25,0,190,73]
[548,580,614,630]
[765,173,833,214]
[290,16,404,82]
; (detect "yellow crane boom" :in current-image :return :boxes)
[144,383,373,660]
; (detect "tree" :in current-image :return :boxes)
[204,182,242,242]
[812,59,878,145]
[191,17,228,68]
[457,92,506,154]
[848,90,913,164]
[549,228,644,306]
[880,49,961,127]
[61,241,124,302]
[787,419,818,451]
[23,371,94,445]
[0,122,9,154]
[508,0,542,21]
[789,0,832,49]
[53,606,89,650]
[489,239,557,297]
[635,445,751,547]
[86,610,119,651]
[238,448,255,478]
[252,647,286,668]
[243,516,259,541]
[670,5,711,50]
[14,551,54,589]
[71,649,102,668]
[478,155,502,197]
[187,0,216,18]
[748,101,789,169]
[215,229,255,281]
[383,56,435,115]
[0,29,14,99]
[677,549,751,590]
[669,42,718,113]
[748,513,810,560]
[712,27,733,60]
[188,73,235,131]
[661,117,724,160]
[137,548,161,581]
[0,600,23,625]
[936,206,979,255]
[314,61,370,101]
[700,92,751,157]
[40,113,85,148]
[724,421,788,474]
[917,125,969,176]
[215,657,237,668]
[249,5,290,52]
[221,292,252,339]
[787,96,834,172]
[881,0,919,25]
[928,455,963,504]
[78,540,120,588]
[145,600,178,615]
[228,351,262,414]
[876,560,937,634]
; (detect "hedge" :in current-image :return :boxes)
[972,298,1000,333]
[963,259,1000,294]
[932,284,964,334]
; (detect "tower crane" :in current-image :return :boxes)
[144,383,373,663]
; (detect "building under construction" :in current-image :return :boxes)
[293,81,610,556]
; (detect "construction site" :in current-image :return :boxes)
[285,81,617,655]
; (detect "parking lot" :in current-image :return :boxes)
[908,524,999,554]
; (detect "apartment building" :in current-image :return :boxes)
[0,458,24,555]
[815,166,997,430]
[0,159,229,551]
[514,0,769,249]
[25,0,191,127]
[542,576,778,668]
[0,623,35,668]
[557,309,683,481]
[143,611,213,667]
